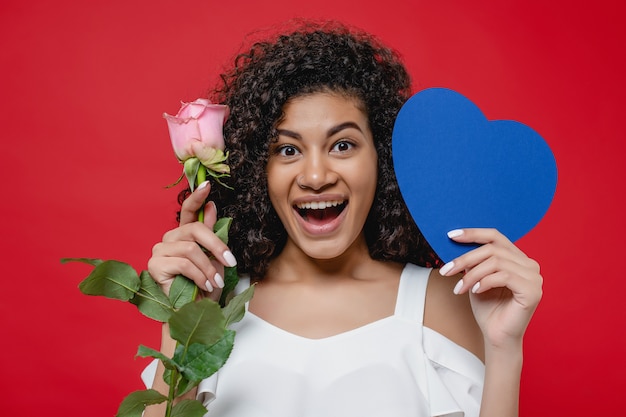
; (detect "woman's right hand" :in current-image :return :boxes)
[147,181,237,300]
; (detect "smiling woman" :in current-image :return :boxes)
[144,19,543,417]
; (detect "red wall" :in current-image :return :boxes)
[1,0,624,415]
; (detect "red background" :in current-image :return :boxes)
[1,0,624,415]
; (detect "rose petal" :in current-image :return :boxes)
[164,113,202,161]
[192,98,211,106]
[186,101,210,119]
[196,105,229,150]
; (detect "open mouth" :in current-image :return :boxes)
[294,200,347,225]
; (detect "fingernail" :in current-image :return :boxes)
[453,279,463,295]
[205,280,214,292]
[439,261,455,276]
[197,181,210,190]
[223,250,237,267]
[471,282,481,293]
[214,272,224,288]
[447,229,464,238]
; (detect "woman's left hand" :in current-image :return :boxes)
[439,228,543,350]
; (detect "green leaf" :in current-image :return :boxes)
[136,345,178,371]
[222,285,255,327]
[115,389,167,417]
[168,298,225,346]
[175,330,235,384]
[171,399,207,417]
[60,257,104,267]
[78,260,140,301]
[129,271,173,322]
[184,157,201,191]
[169,275,197,309]
[162,367,185,394]
[219,266,239,307]
[213,217,232,245]
[172,372,194,397]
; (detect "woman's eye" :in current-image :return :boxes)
[332,141,354,153]
[278,145,300,157]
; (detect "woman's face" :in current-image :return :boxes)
[266,92,378,260]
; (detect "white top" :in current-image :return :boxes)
[143,264,485,416]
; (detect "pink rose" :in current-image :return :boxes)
[163,98,229,162]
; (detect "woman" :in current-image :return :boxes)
[145,21,542,417]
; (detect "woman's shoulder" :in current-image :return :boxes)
[424,268,485,362]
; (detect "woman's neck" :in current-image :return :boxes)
[265,234,378,283]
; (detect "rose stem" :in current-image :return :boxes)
[191,164,209,307]
[196,164,207,223]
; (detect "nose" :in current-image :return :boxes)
[297,152,337,190]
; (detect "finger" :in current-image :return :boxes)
[467,270,543,309]
[203,200,218,230]
[451,243,535,276]
[200,286,224,302]
[438,243,501,277]
[439,232,535,278]
[152,239,229,291]
[447,228,526,257]
[179,181,212,225]
[466,254,537,284]
[161,223,237,268]
[209,257,225,293]
[453,256,534,294]
[152,240,214,276]
[148,255,216,293]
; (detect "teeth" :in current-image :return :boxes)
[296,200,344,210]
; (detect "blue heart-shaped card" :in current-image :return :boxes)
[392,88,557,263]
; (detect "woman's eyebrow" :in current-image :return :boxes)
[276,129,301,140]
[276,121,363,140]
[327,121,363,137]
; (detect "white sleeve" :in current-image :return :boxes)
[423,327,485,417]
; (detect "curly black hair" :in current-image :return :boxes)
[180,20,442,278]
